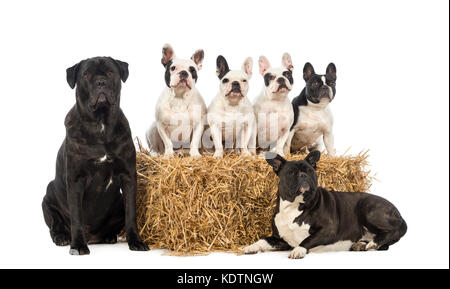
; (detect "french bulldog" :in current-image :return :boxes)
[206,55,256,158]
[146,44,207,158]
[243,151,407,259]
[253,54,294,156]
[42,57,149,255]
[288,63,337,156]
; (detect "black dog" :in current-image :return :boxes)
[42,57,149,255]
[243,151,407,259]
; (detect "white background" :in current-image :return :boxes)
[0,0,448,269]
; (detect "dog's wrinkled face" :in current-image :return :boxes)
[266,151,321,203]
[161,44,204,91]
[216,55,253,106]
[66,57,128,114]
[303,62,337,105]
[259,53,294,97]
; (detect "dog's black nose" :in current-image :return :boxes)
[277,77,286,84]
[232,81,240,88]
[180,70,188,79]
[96,79,107,88]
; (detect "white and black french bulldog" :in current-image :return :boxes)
[206,55,256,158]
[288,63,337,156]
[253,54,294,156]
[243,151,407,259]
[42,57,149,255]
[146,44,207,158]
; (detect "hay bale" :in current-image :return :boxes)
[135,143,372,255]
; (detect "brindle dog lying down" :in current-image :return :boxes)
[42,57,149,255]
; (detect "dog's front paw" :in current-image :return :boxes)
[189,150,202,158]
[288,246,307,259]
[127,234,149,251]
[69,244,90,255]
[213,150,223,158]
[241,149,251,157]
[242,239,271,254]
[163,152,174,158]
[52,233,70,246]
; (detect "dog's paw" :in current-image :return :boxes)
[213,151,223,158]
[163,152,174,158]
[189,150,202,158]
[288,246,307,259]
[69,245,90,255]
[350,241,367,251]
[365,241,378,251]
[128,239,150,251]
[242,239,273,254]
[100,235,118,244]
[52,233,70,246]
[241,149,251,157]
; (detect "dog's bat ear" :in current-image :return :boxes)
[216,55,230,79]
[305,150,321,169]
[265,152,287,175]
[191,49,204,70]
[326,63,337,80]
[161,43,175,67]
[258,56,271,76]
[282,53,294,72]
[66,61,81,89]
[241,57,253,79]
[303,62,315,81]
[112,59,129,82]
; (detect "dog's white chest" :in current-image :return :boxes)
[292,105,332,146]
[274,197,311,248]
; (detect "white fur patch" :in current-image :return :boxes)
[98,154,107,162]
[106,177,113,190]
[309,240,354,253]
[274,196,310,248]
[290,102,334,155]
[243,239,273,254]
[365,241,378,250]
[288,246,307,259]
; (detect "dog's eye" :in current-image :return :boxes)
[270,75,276,81]
[83,73,91,79]
[222,78,229,84]
[242,79,247,83]
[328,82,335,87]
[312,81,319,87]
[107,71,113,76]
[171,66,176,71]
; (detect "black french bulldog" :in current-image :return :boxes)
[243,151,407,259]
[42,57,149,255]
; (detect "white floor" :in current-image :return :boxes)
[2,234,446,269]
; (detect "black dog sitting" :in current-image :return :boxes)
[243,151,407,259]
[42,57,149,255]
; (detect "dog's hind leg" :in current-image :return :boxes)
[42,182,71,246]
[359,197,407,251]
[371,220,407,251]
